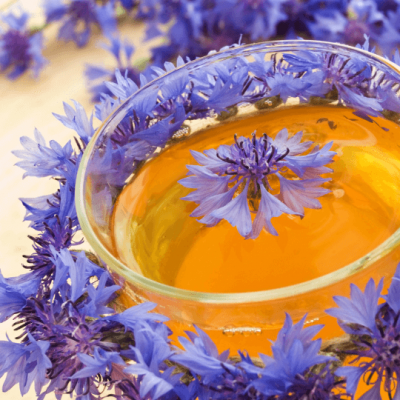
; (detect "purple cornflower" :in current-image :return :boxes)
[326,265,400,399]
[0,333,51,396]
[0,10,46,79]
[282,36,394,117]
[241,314,344,399]
[123,323,180,399]
[213,0,287,41]
[180,129,335,239]
[85,36,141,102]
[44,0,117,47]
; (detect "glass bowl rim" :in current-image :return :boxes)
[76,39,400,304]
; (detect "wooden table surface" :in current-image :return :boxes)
[0,1,152,398]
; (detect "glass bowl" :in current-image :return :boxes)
[76,40,400,354]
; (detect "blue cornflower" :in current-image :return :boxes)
[326,267,400,399]
[282,37,397,117]
[266,72,314,103]
[348,0,400,53]
[105,302,169,331]
[171,326,255,399]
[180,130,335,239]
[241,314,341,399]
[44,0,117,47]
[123,324,179,399]
[53,100,95,145]
[214,0,287,42]
[0,271,41,322]
[71,347,124,379]
[85,36,141,101]
[307,9,348,43]
[13,129,75,179]
[0,10,46,79]
[0,333,51,396]
[172,325,232,385]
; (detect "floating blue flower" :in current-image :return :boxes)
[327,267,400,398]
[44,0,117,47]
[0,10,46,79]
[180,130,335,238]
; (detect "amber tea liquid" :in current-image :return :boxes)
[111,105,400,294]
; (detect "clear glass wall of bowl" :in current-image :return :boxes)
[76,40,400,355]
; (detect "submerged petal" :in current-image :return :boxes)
[250,184,297,238]
[278,174,331,215]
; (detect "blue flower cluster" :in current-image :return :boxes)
[327,272,400,400]
[44,0,117,47]
[4,0,400,88]
[84,0,400,98]
[180,130,335,238]
[127,0,400,65]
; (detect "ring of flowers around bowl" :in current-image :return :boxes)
[3,40,400,399]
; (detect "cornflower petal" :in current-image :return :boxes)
[105,69,140,100]
[250,184,298,238]
[335,366,367,396]
[71,347,124,379]
[0,280,30,322]
[326,278,383,335]
[189,149,228,173]
[105,302,168,330]
[359,382,383,400]
[53,100,95,144]
[180,172,231,204]
[123,326,175,399]
[84,272,120,317]
[171,326,233,385]
[278,174,331,215]
[387,266,400,313]
[269,128,313,156]
[266,73,312,102]
[211,180,252,237]
[0,335,51,396]
[190,182,238,219]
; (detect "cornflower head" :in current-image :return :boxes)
[85,36,141,102]
[240,314,346,399]
[0,10,46,79]
[326,265,400,399]
[171,325,253,399]
[281,36,400,118]
[179,129,335,239]
[44,0,117,47]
